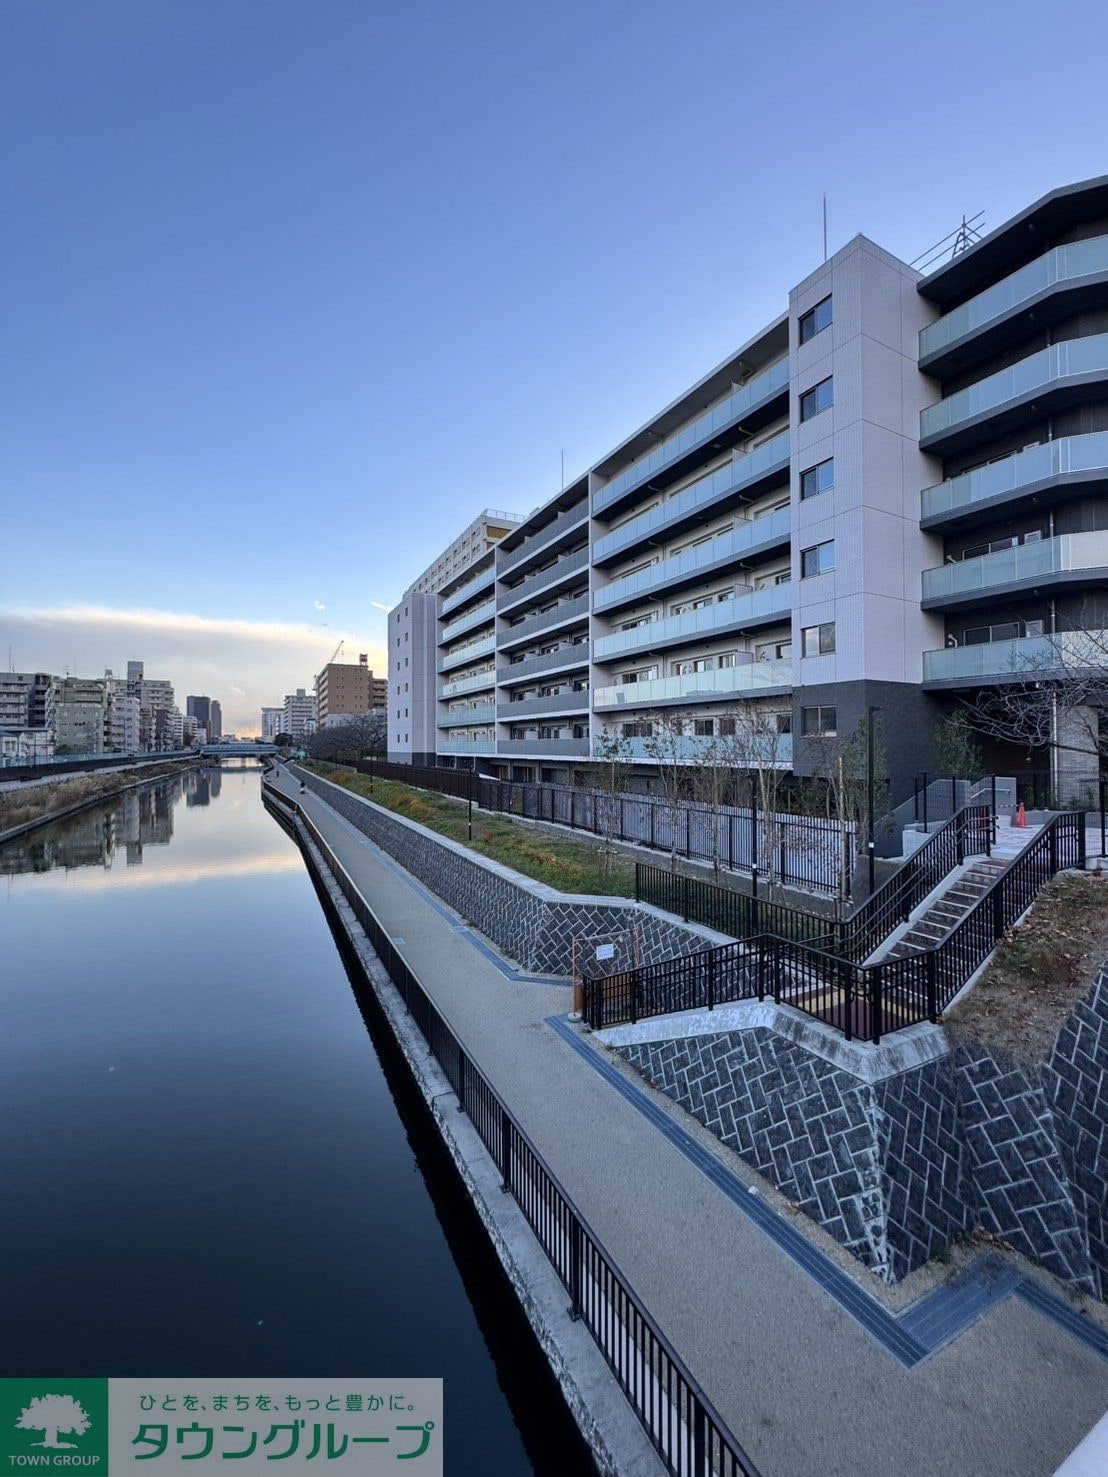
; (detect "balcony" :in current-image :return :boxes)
[496,691,589,721]
[616,732,793,768]
[498,592,590,651]
[498,737,591,758]
[497,546,589,616]
[919,331,1108,454]
[594,586,792,663]
[919,235,1108,377]
[438,634,496,673]
[593,430,791,565]
[921,531,1108,609]
[438,670,497,699]
[593,358,790,518]
[440,562,495,618]
[497,645,590,685]
[595,506,792,614]
[438,739,496,756]
[439,705,496,727]
[497,503,589,578]
[920,432,1108,530]
[922,628,1108,686]
[594,659,792,711]
[440,598,496,645]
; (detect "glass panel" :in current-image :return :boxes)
[921,432,1108,519]
[593,585,792,661]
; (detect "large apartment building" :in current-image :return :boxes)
[388,175,1108,801]
[315,656,387,726]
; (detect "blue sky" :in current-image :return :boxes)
[3,0,1107,730]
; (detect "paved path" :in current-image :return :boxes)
[268,768,1108,1477]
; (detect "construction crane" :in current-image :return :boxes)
[326,638,345,667]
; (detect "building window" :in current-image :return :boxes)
[800,457,834,500]
[693,718,714,736]
[801,540,835,577]
[801,705,837,737]
[798,295,833,345]
[799,376,833,422]
[802,621,836,656]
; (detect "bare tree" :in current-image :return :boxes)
[643,708,694,872]
[959,623,1107,798]
[583,726,632,875]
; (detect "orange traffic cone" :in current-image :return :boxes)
[1015,802,1027,828]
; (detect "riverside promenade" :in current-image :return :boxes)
[266,766,1108,1477]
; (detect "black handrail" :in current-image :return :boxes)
[264,780,760,1477]
[588,814,1084,1045]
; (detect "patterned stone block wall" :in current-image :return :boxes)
[292,768,720,977]
[617,968,1108,1291]
[1047,968,1108,1293]
[953,1047,1096,1292]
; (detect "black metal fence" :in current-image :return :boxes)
[264,781,760,1477]
[636,805,995,963]
[346,757,850,894]
[587,814,1085,1044]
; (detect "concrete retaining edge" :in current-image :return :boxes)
[277,797,665,1477]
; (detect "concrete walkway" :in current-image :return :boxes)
[267,768,1108,1477]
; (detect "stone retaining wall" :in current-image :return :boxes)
[292,766,726,977]
[616,964,1108,1293]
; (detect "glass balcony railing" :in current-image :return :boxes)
[438,634,496,673]
[921,432,1108,522]
[438,670,496,699]
[439,705,496,727]
[593,359,790,516]
[616,732,793,767]
[595,505,792,611]
[439,563,495,618]
[498,504,588,577]
[594,659,792,709]
[922,531,1108,603]
[440,599,496,644]
[920,235,1108,362]
[922,629,1108,683]
[920,332,1108,444]
[594,586,792,662]
[594,431,791,563]
[437,739,496,756]
[497,546,590,613]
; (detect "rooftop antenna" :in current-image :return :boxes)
[822,194,828,263]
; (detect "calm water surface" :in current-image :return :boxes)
[0,764,591,1475]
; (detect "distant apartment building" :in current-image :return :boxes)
[209,699,222,740]
[54,677,108,755]
[386,176,1108,801]
[388,510,523,763]
[0,672,57,732]
[315,655,387,726]
[261,707,283,741]
[282,688,317,740]
[103,672,141,752]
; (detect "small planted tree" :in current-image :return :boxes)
[933,711,986,781]
[584,727,632,875]
[643,708,693,871]
[17,1395,91,1449]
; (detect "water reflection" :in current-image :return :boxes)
[0,765,588,1475]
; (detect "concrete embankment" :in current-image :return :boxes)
[0,756,200,846]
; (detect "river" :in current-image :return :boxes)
[0,763,592,1474]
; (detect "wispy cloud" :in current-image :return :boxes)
[313,600,326,611]
[0,603,387,735]
[369,600,392,613]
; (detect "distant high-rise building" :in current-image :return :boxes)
[261,707,283,741]
[186,696,211,729]
[209,699,222,740]
[315,654,387,726]
[282,688,316,740]
[0,672,56,732]
[54,677,108,755]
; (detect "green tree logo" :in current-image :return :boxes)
[15,1393,91,1449]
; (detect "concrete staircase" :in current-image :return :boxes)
[881,856,1008,959]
